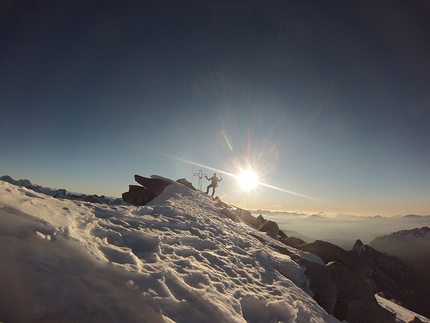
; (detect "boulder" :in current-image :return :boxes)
[279,236,306,248]
[220,207,240,222]
[298,258,337,314]
[327,261,395,323]
[258,220,279,239]
[122,185,153,205]
[176,178,196,191]
[121,175,173,206]
[327,261,374,301]
[334,299,395,323]
[236,208,260,228]
[278,230,288,239]
[134,175,173,198]
[256,214,265,223]
[297,240,373,280]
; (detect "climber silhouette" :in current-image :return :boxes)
[205,173,222,197]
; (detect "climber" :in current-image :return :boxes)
[205,173,222,197]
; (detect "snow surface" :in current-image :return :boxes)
[377,295,430,323]
[0,178,427,323]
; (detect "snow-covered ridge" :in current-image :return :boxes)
[380,227,430,241]
[0,175,124,205]
[0,176,427,323]
[0,177,338,323]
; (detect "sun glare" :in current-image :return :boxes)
[237,168,259,190]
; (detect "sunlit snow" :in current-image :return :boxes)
[0,179,426,323]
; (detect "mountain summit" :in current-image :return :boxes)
[0,176,427,323]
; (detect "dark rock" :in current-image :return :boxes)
[176,178,196,191]
[220,207,240,222]
[0,175,32,187]
[134,175,172,198]
[298,238,429,320]
[278,230,288,238]
[236,208,260,228]
[298,258,337,314]
[369,227,430,315]
[327,261,374,301]
[297,240,373,280]
[352,240,430,318]
[292,239,397,322]
[279,236,306,248]
[334,299,395,323]
[122,175,174,206]
[327,261,395,323]
[122,185,153,206]
[53,189,68,198]
[351,239,365,252]
[258,220,279,239]
[256,214,265,223]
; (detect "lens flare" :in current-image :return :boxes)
[237,168,259,190]
[136,145,328,204]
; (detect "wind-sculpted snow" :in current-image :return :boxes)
[0,179,342,323]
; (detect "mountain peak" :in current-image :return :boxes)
[1,175,428,323]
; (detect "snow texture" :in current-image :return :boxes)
[0,178,427,323]
[377,295,430,323]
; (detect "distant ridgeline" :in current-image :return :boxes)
[0,175,124,205]
[369,226,430,314]
[369,227,430,270]
[2,174,429,322]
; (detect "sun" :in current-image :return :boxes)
[237,168,259,190]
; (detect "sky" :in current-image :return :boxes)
[1,0,430,216]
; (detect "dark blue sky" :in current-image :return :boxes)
[1,0,430,215]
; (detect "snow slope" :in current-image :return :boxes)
[377,295,430,323]
[0,178,426,323]
[0,179,337,323]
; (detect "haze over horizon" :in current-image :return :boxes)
[1,1,430,217]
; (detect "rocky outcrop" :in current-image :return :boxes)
[122,175,174,206]
[291,240,396,323]
[258,220,279,239]
[297,240,373,280]
[220,207,240,222]
[122,175,200,206]
[295,237,429,321]
[352,239,430,319]
[232,211,283,239]
[297,258,337,315]
[122,185,154,206]
[134,175,173,197]
[236,208,261,228]
[176,178,196,191]
[327,261,395,323]
[369,227,430,293]
[279,236,306,248]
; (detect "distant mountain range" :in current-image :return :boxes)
[369,227,430,295]
[251,210,430,219]
[369,226,430,272]
[0,175,124,205]
[253,210,430,249]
